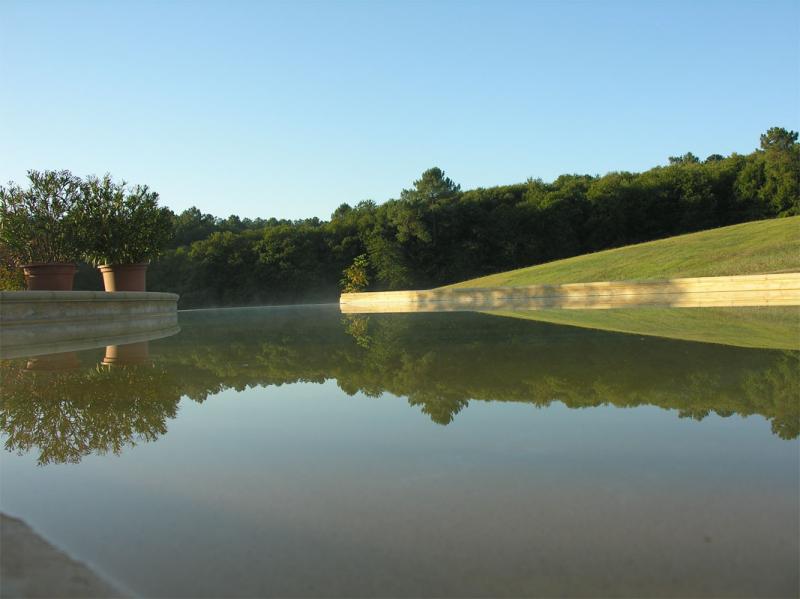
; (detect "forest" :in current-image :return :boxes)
[77,127,797,307]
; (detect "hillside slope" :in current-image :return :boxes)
[447,217,800,289]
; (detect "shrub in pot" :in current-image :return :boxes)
[0,243,25,290]
[0,170,83,290]
[79,175,174,292]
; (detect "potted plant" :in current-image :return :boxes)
[0,170,83,290]
[78,175,174,291]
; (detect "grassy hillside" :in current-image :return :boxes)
[447,217,800,289]
[486,307,800,350]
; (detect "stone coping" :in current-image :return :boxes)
[0,290,178,303]
[1,291,180,357]
[341,273,800,313]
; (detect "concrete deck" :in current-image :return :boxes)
[340,273,800,313]
[0,513,124,598]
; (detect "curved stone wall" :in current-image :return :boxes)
[0,291,179,358]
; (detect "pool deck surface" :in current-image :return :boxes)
[0,513,123,598]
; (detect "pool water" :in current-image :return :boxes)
[1,305,798,597]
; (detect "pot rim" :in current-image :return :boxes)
[98,262,150,270]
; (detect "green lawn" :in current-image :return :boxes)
[446,217,800,349]
[447,217,800,289]
[486,306,800,350]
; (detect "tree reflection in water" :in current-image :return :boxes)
[0,347,182,465]
[1,307,797,465]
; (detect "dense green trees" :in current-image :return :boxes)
[87,128,800,305]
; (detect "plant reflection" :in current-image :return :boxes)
[1,307,797,465]
[1,353,182,465]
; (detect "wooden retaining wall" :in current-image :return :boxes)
[340,273,800,313]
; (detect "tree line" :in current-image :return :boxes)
[73,127,799,307]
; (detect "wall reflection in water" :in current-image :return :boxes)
[1,306,797,465]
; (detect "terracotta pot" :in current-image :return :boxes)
[102,341,150,367]
[25,351,81,372]
[22,263,78,291]
[99,263,148,292]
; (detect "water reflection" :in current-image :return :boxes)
[24,351,82,372]
[1,350,180,465]
[168,308,798,436]
[1,306,797,465]
[102,341,151,367]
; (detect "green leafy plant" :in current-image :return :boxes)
[78,174,174,265]
[340,253,370,293]
[0,242,24,289]
[0,170,83,264]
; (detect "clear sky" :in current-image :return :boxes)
[1,0,798,220]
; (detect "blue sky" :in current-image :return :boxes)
[1,0,798,220]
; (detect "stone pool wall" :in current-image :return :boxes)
[0,291,179,358]
[340,273,800,313]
